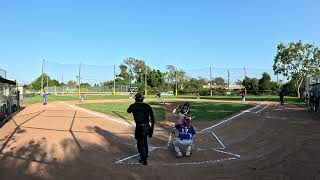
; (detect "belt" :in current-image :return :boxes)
[136,123,149,126]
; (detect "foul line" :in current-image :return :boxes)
[254,104,270,114]
[201,105,260,132]
[114,103,265,166]
[60,102,133,127]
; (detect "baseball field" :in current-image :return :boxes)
[0,96,319,180]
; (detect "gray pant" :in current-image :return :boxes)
[173,139,193,154]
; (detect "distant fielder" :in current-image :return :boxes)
[42,91,47,105]
[156,91,164,104]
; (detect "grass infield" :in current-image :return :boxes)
[79,101,252,122]
[79,102,166,122]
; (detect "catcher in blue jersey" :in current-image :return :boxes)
[172,115,196,158]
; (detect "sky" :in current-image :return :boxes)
[0,0,319,84]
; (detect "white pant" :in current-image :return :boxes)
[173,138,193,154]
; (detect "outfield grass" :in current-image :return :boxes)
[21,95,130,105]
[79,102,166,122]
[80,101,252,122]
[22,94,303,106]
[158,95,303,105]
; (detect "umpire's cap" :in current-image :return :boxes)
[135,93,144,102]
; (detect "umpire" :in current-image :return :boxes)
[127,93,155,165]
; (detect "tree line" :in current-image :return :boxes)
[27,41,320,97]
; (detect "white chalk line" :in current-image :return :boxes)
[165,157,238,166]
[115,147,157,164]
[254,104,270,114]
[60,102,133,127]
[201,104,260,132]
[114,104,265,166]
[120,157,238,166]
[213,149,240,158]
[167,132,172,148]
[211,131,225,149]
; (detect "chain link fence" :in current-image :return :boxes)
[40,60,284,96]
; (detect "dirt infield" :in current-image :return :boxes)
[0,100,320,180]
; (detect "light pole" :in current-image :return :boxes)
[140,69,143,84]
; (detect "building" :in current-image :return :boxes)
[0,76,19,125]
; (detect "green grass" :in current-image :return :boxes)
[21,95,130,105]
[153,101,252,121]
[80,101,252,122]
[79,102,166,122]
[189,102,252,120]
[22,95,78,105]
[157,95,303,105]
[22,94,304,106]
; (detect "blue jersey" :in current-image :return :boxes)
[175,124,196,140]
[43,93,47,99]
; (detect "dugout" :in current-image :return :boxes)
[0,77,19,124]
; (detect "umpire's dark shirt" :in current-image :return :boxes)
[127,102,155,125]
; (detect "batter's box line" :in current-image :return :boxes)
[114,147,158,164]
[164,157,239,166]
[116,157,239,166]
[114,104,257,166]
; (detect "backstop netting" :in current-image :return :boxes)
[180,67,282,95]
[43,60,128,95]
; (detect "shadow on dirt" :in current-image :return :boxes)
[0,107,176,180]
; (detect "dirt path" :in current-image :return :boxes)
[0,100,319,180]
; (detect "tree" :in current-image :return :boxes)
[67,80,77,88]
[80,83,91,87]
[213,77,225,86]
[258,72,272,93]
[184,78,207,93]
[118,64,130,83]
[165,65,188,90]
[30,74,61,90]
[147,69,165,88]
[273,41,320,98]
[123,57,150,83]
[242,76,259,95]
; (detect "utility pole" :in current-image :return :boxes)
[244,66,247,78]
[144,68,147,96]
[113,64,116,95]
[78,63,81,97]
[140,69,143,84]
[175,71,178,96]
[210,66,213,96]
[46,76,49,89]
[62,75,64,93]
[228,70,230,90]
[41,59,44,96]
